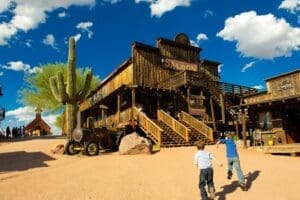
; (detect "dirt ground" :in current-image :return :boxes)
[1,137,300,200]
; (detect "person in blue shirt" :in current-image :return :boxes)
[216,132,247,191]
[194,140,222,200]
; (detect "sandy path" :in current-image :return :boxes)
[1,137,300,200]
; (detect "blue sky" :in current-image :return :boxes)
[0,0,299,134]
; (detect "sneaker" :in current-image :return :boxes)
[227,170,233,180]
[239,183,247,191]
[208,187,215,200]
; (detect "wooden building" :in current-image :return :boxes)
[236,70,300,145]
[79,33,257,148]
[25,108,51,136]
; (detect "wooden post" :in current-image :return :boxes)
[130,85,137,119]
[187,87,190,114]
[234,120,239,139]
[220,94,225,124]
[99,104,108,127]
[210,97,216,131]
[117,94,121,124]
[157,94,161,110]
[242,113,247,148]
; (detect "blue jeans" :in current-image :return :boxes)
[227,157,245,184]
[199,168,214,200]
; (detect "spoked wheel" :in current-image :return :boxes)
[65,140,81,155]
[84,141,99,156]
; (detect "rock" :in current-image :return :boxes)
[119,132,152,155]
[51,144,65,154]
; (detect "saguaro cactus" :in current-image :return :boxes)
[49,37,92,138]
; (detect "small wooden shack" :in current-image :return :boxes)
[25,107,51,136]
[79,33,257,148]
[236,70,300,145]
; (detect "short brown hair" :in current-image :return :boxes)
[225,132,233,138]
[195,140,205,150]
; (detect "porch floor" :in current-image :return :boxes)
[264,143,300,156]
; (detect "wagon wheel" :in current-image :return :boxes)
[65,141,81,155]
[84,141,99,156]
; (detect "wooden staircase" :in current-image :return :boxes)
[180,120,215,145]
[153,120,192,147]
[152,110,215,148]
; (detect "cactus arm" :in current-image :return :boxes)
[77,70,93,102]
[67,37,76,100]
[57,71,69,103]
[49,76,63,102]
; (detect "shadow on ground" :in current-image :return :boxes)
[0,151,56,173]
[215,170,260,200]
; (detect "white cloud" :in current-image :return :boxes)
[6,106,36,122]
[103,0,122,4]
[0,71,3,76]
[241,61,256,72]
[252,85,265,91]
[43,34,56,46]
[0,0,11,13]
[0,61,39,74]
[196,33,208,41]
[203,9,213,18]
[217,11,300,59]
[58,11,67,18]
[279,0,300,13]
[218,64,223,73]
[191,33,208,47]
[0,23,18,45]
[0,0,95,46]
[76,21,93,38]
[6,106,61,135]
[190,40,199,47]
[135,0,192,18]
[25,39,32,47]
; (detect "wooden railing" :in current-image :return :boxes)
[216,82,257,95]
[133,108,163,149]
[180,111,214,141]
[157,70,256,96]
[94,108,132,129]
[157,109,190,141]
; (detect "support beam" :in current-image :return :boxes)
[220,94,225,124]
[210,97,216,131]
[157,94,161,110]
[242,113,247,148]
[187,87,190,114]
[117,94,121,124]
[131,86,137,119]
[234,120,239,139]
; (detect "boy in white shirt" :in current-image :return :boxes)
[194,140,222,200]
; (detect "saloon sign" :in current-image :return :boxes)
[277,78,293,91]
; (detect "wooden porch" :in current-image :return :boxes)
[93,107,214,149]
[264,143,300,156]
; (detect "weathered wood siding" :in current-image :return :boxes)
[132,47,173,87]
[99,64,133,97]
[200,63,219,81]
[157,41,199,63]
[79,64,133,111]
[244,71,300,104]
[268,72,300,98]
